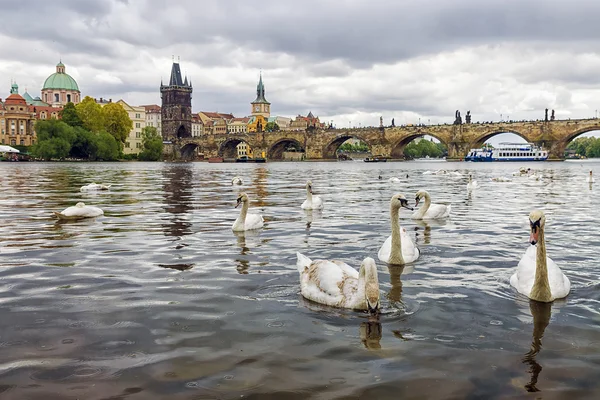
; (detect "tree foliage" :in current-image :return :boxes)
[60,102,83,127]
[265,121,280,132]
[567,136,600,158]
[76,96,104,132]
[103,102,133,144]
[138,126,163,161]
[404,139,447,159]
[338,140,369,153]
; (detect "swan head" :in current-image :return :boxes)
[305,180,313,193]
[391,193,413,211]
[529,210,546,245]
[235,193,248,208]
[232,176,242,185]
[590,170,593,176]
[75,202,86,207]
[360,257,380,314]
[414,190,429,207]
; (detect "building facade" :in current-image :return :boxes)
[143,104,161,132]
[41,61,81,107]
[251,73,270,118]
[191,113,204,137]
[248,115,268,133]
[0,84,36,146]
[117,100,146,154]
[160,62,192,141]
[228,117,250,134]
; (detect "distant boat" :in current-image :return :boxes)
[465,143,548,162]
[236,156,266,163]
[364,155,388,163]
[414,156,446,162]
[208,157,224,163]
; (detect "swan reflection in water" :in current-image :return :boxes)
[303,209,323,230]
[413,219,447,245]
[522,300,552,393]
[360,317,382,349]
[233,230,262,274]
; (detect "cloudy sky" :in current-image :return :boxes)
[3,0,600,134]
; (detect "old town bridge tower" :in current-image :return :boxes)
[160,61,192,141]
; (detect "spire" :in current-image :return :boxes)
[169,61,184,86]
[252,71,269,104]
[10,82,18,94]
[184,76,188,86]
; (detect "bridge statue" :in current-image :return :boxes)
[551,109,555,121]
[380,116,383,128]
[465,111,471,124]
[545,108,549,122]
[391,118,395,127]
[454,110,462,125]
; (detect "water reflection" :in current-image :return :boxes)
[304,209,323,230]
[414,219,447,245]
[522,300,552,393]
[162,165,193,237]
[387,264,413,304]
[360,317,382,350]
[252,167,269,207]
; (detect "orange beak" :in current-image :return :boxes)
[530,230,539,245]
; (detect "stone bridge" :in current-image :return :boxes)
[163,118,600,161]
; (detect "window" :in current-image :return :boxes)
[135,122,140,128]
[135,113,140,119]
[67,94,71,102]
[125,142,130,148]
[10,139,16,145]
[54,93,59,102]
[136,132,141,138]
[45,93,48,102]
[20,139,24,145]
[136,142,141,148]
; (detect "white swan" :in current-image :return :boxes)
[466,174,478,190]
[232,176,242,185]
[297,252,380,313]
[529,173,543,181]
[510,210,570,302]
[301,180,324,210]
[412,190,451,219]
[388,177,401,183]
[587,170,595,183]
[232,192,264,231]
[80,182,111,192]
[491,176,512,182]
[53,202,104,220]
[378,193,420,265]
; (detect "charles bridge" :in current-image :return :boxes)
[164,118,600,161]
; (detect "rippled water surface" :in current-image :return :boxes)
[1,160,599,399]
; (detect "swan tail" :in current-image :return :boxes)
[296,252,312,273]
[53,211,66,220]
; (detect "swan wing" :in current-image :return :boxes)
[401,228,420,263]
[312,196,324,209]
[511,245,537,296]
[245,213,264,230]
[424,203,451,219]
[299,259,355,307]
[378,236,392,263]
[546,256,571,299]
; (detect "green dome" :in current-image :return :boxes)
[43,70,79,91]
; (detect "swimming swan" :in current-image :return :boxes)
[412,190,451,219]
[296,252,380,313]
[232,192,264,231]
[388,177,401,183]
[232,176,242,185]
[378,194,420,265]
[53,202,104,220]
[510,210,570,302]
[301,180,324,210]
[80,183,111,191]
[466,174,478,191]
[587,170,595,183]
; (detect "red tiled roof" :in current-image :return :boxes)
[142,104,161,113]
[201,111,234,119]
[4,93,27,105]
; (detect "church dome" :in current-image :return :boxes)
[42,61,80,91]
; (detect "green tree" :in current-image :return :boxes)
[76,96,104,132]
[70,127,99,160]
[60,102,83,127]
[404,138,446,158]
[265,121,280,132]
[103,102,133,145]
[95,131,120,161]
[138,126,164,161]
[31,120,77,160]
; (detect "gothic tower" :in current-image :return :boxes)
[251,72,271,118]
[160,61,192,141]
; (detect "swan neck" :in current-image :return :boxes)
[531,226,552,302]
[355,266,367,307]
[239,201,249,225]
[306,187,313,203]
[389,205,404,264]
[422,193,431,214]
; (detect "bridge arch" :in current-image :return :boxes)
[218,138,256,159]
[390,132,448,159]
[562,125,600,144]
[268,138,305,160]
[180,142,201,160]
[470,129,530,148]
[323,133,372,159]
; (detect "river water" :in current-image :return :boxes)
[0,160,599,399]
